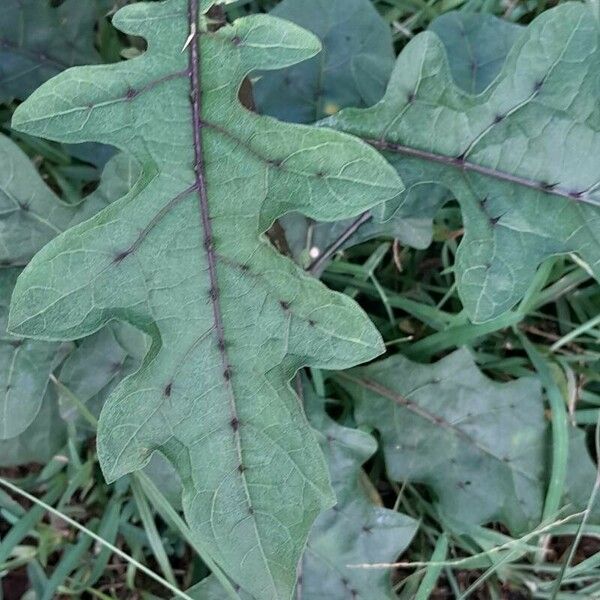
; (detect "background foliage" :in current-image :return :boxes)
[2,0,600,599]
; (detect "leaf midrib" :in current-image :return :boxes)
[366,138,600,208]
[337,371,540,483]
[187,1,277,593]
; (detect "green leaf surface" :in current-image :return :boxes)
[0,0,100,102]
[58,322,148,427]
[0,137,138,440]
[0,386,66,467]
[184,380,418,600]
[299,381,418,600]
[564,426,600,522]
[0,268,58,439]
[8,2,402,597]
[325,3,600,322]
[279,10,521,270]
[0,133,139,268]
[429,12,522,94]
[336,349,547,534]
[254,0,395,124]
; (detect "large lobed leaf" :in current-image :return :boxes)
[336,349,548,534]
[7,1,403,597]
[273,10,522,270]
[325,2,600,322]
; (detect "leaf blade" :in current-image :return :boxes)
[8,2,402,597]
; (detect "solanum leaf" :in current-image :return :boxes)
[0,385,66,467]
[8,1,401,596]
[58,322,148,427]
[429,12,522,94]
[277,10,521,271]
[254,0,395,124]
[325,3,600,322]
[0,0,100,102]
[183,380,418,600]
[336,348,547,534]
[252,0,428,267]
[564,427,600,522]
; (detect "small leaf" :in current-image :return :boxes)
[0,137,138,439]
[254,0,395,124]
[0,0,100,102]
[336,349,547,534]
[325,3,600,322]
[8,2,402,596]
[299,381,418,599]
[57,322,148,427]
[0,133,139,268]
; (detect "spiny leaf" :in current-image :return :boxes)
[254,0,395,124]
[279,10,521,270]
[0,0,100,102]
[253,0,426,267]
[8,1,402,596]
[336,349,547,534]
[325,3,600,322]
[183,380,418,600]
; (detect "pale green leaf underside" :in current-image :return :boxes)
[0,268,57,439]
[0,133,137,268]
[337,349,547,534]
[429,12,522,95]
[184,380,418,600]
[299,381,417,600]
[325,3,600,322]
[8,1,402,597]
